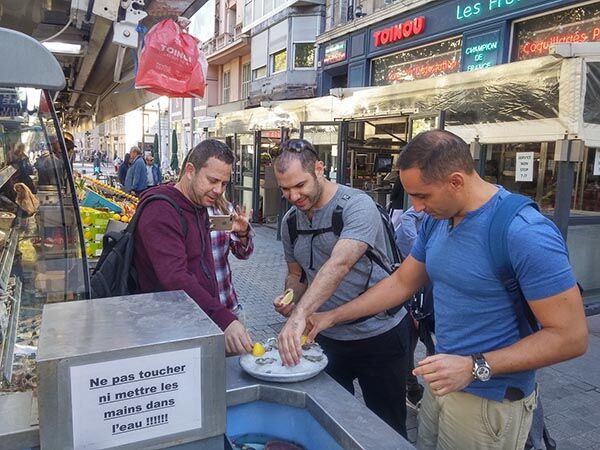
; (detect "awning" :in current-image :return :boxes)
[215,49,600,147]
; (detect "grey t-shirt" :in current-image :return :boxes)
[282,185,404,340]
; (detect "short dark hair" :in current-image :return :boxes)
[185,139,234,171]
[398,130,474,182]
[274,139,318,175]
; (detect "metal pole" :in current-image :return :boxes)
[141,105,145,152]
[553,140,573,240]
[252,130,261,223]
[157,103,162,169]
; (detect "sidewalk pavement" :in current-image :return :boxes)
[231,225,600,448]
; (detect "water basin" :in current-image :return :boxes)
[226,401,344,450]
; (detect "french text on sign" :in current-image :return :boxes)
[71,348,201,449]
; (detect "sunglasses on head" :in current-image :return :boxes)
[279,139,318,158]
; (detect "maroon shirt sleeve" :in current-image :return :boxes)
[137,202,237,330]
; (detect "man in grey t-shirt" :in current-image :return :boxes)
[272,139,412,438]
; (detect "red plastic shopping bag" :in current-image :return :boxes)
[135,18,207,98]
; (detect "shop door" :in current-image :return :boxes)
[258,129,284,224]
[231,133,255,212]
[344,118,407,193]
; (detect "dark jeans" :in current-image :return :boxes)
[316,315,411,438]
[406,316,423,395]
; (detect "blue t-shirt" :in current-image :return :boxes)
[411,187,576,401]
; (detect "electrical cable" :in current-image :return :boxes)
[40,18,74,43]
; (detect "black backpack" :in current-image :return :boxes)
[89,195,188,298]
[286,192,403,323]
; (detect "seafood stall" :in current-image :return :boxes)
[34,291,412,450]
[0,27,414,450]
[0,26,88,450]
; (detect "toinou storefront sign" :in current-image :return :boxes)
[70,348,202,449]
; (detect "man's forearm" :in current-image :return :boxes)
[294,257,351,317]
[486,327,587,376]
[329,271,414,323]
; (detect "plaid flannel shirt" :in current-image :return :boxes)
[208,204,254,311]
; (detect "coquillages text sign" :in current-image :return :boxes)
[70,348,202,449]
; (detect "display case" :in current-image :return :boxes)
[0,28,89,449]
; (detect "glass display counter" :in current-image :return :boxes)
[0,86,88,447]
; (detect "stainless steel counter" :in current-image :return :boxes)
[0,289,414,450]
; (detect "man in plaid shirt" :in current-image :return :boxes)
[208,202,254,313]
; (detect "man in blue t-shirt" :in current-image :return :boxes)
[298,130,588,450]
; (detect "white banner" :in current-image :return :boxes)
[594,149,600,176]
[70,348,202,449]
[515,152,534,182]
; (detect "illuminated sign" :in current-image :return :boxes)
[514,3,600,61]
[461,30,501,71]
[387,57,460,82]
[373,16,426,48]
[456,0,531,21]
[372,37,462,86]
[324,41,347,65]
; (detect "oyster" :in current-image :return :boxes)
[255,357,276,365]
[302,354,324,363]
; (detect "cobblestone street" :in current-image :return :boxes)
[231,225,600,449]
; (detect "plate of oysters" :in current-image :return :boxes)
[239,336,328,383]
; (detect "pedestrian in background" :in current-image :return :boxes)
[144,154,162,188]
[394,205,435,411]
[118,153,130,186]
[9,143,36,195]
[124,146,147,195]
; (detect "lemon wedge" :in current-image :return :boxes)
[301,335,308,346]
[252,342,266,357]
[280,288,294,306]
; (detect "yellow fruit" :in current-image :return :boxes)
[280,288,294,306]
[252,342,266,357]
[301,335,308,346]
[112,213,120,220]
[121,216,130,223]
[84,230,93,241]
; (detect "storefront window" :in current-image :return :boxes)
[371,37,462,86]
[271,49,287,73]
[484,142,557,212]
[513,2,600,61]
[0,88,87,393]
[575,147,600,212]
[294,43,315,69]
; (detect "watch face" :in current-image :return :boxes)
[476,366,491,382]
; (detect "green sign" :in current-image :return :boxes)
[456,0,530,21]
[461,30,502,71]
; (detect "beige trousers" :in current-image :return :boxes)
[417,385,536,450]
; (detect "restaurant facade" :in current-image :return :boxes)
[212,0,600,305]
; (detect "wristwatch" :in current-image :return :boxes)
[471,353,492,382]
